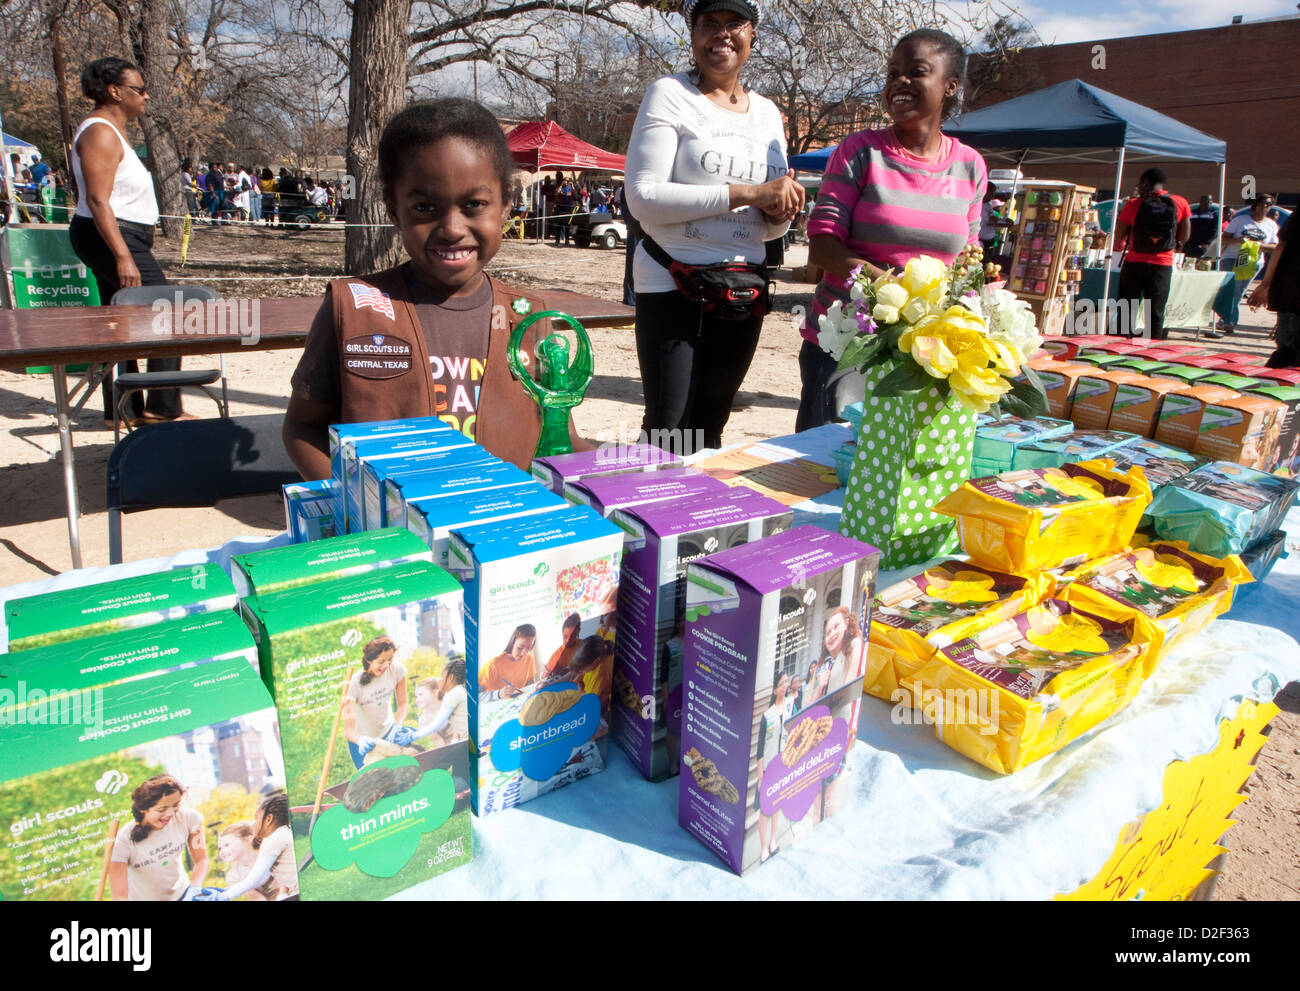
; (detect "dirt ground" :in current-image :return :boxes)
[1,222,1295,899]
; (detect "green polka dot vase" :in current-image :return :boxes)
[837,358,976,570]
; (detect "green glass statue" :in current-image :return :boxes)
[507,309,594,458]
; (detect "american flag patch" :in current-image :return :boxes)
[349,283,395,320]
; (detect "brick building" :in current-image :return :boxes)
[966,16,1300,206]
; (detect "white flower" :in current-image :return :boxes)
[980,285,1041,363]
[818,301,858,361]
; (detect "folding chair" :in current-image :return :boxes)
[108,284,229,439]
[106,414,301,563]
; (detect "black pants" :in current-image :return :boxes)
[621,215,641,307]
[1267,311,1300,368]
[796,339,841,432]
[634,290,763,453]
[1115,260,1174,340]
[69,215,181,419]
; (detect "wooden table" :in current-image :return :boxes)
[0,290,634,569]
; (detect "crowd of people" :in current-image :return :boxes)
[180,161,346,224]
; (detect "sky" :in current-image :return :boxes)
[1017,0,1298,44]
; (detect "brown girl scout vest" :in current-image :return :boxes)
[330,268,589,469]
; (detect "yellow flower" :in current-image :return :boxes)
[988,338,1021,376]
[906,332,957,378]
[873,303,901,325]
[900,296,933,324]
[948,352,1011,412]
[898,255,948,306]
[875,282,910,310]
[899,304,996,384]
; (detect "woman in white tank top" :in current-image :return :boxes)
[68,56,185,425]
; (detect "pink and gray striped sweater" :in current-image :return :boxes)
[801,127,987,343]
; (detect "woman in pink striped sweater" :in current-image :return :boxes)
[796,29,988,430]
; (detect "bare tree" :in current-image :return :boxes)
[345,0,411,275]
[963,15,1043,109]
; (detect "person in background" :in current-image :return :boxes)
[1248,211,1298,367]
[978,181,1008,261]
[246,164,262,224]
[1185,194,1220,259]
[553,174,576,245]
[180,158,199,216]
[232,163,250,221]
[29,151,51,186]
[1113,167,1191,340]
[797,28,986,428]
[1210,195,1279,337]
[260,167,276,225]
[68,56,187,426]
[206,162,224,219]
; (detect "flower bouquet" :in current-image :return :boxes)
[818,246,1049,569]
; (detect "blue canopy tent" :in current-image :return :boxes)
[945,79,1227,308]
[792,80,1228,307]
[789,146,835,172]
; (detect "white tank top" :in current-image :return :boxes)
[71,117,160,225]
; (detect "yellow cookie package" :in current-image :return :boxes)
[909,595,1163,774]
[866,561,1054,704]
[1064,539,1251,661]
[934,460,1152,575]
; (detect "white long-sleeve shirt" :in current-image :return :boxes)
[625,73,791,294]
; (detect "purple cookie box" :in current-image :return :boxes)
[678,526,880,875]
[610,487,793,781]
[563,466,728,517]
[531,443,683,495]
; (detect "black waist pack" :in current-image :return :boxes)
[642,233,773,321]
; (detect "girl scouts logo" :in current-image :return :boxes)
[511,297,531,316]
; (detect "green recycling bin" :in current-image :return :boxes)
[1,224,100,373]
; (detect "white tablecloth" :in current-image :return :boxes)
[3,427,1297,899]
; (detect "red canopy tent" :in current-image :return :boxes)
[506,121,626,173]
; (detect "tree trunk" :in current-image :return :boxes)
[345,0,410,275]
[50,12,75,176]
[112,0,184,238]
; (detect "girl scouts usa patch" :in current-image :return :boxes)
[343,334,412,378]
[349,283,395,319]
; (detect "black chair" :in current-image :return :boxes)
[109,284,229,439]
[107,414,301,563]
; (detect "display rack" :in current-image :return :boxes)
[1005,181,1096,336]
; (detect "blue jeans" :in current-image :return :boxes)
[250,193,262,223]
[1221,256,1264,327]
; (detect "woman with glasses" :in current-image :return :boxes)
[625,0,803,455]
[69,57,185,426]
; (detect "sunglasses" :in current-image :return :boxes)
[119,84,148,96]
[695,18,751,34]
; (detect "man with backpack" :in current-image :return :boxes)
[1113,168,1191,340]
